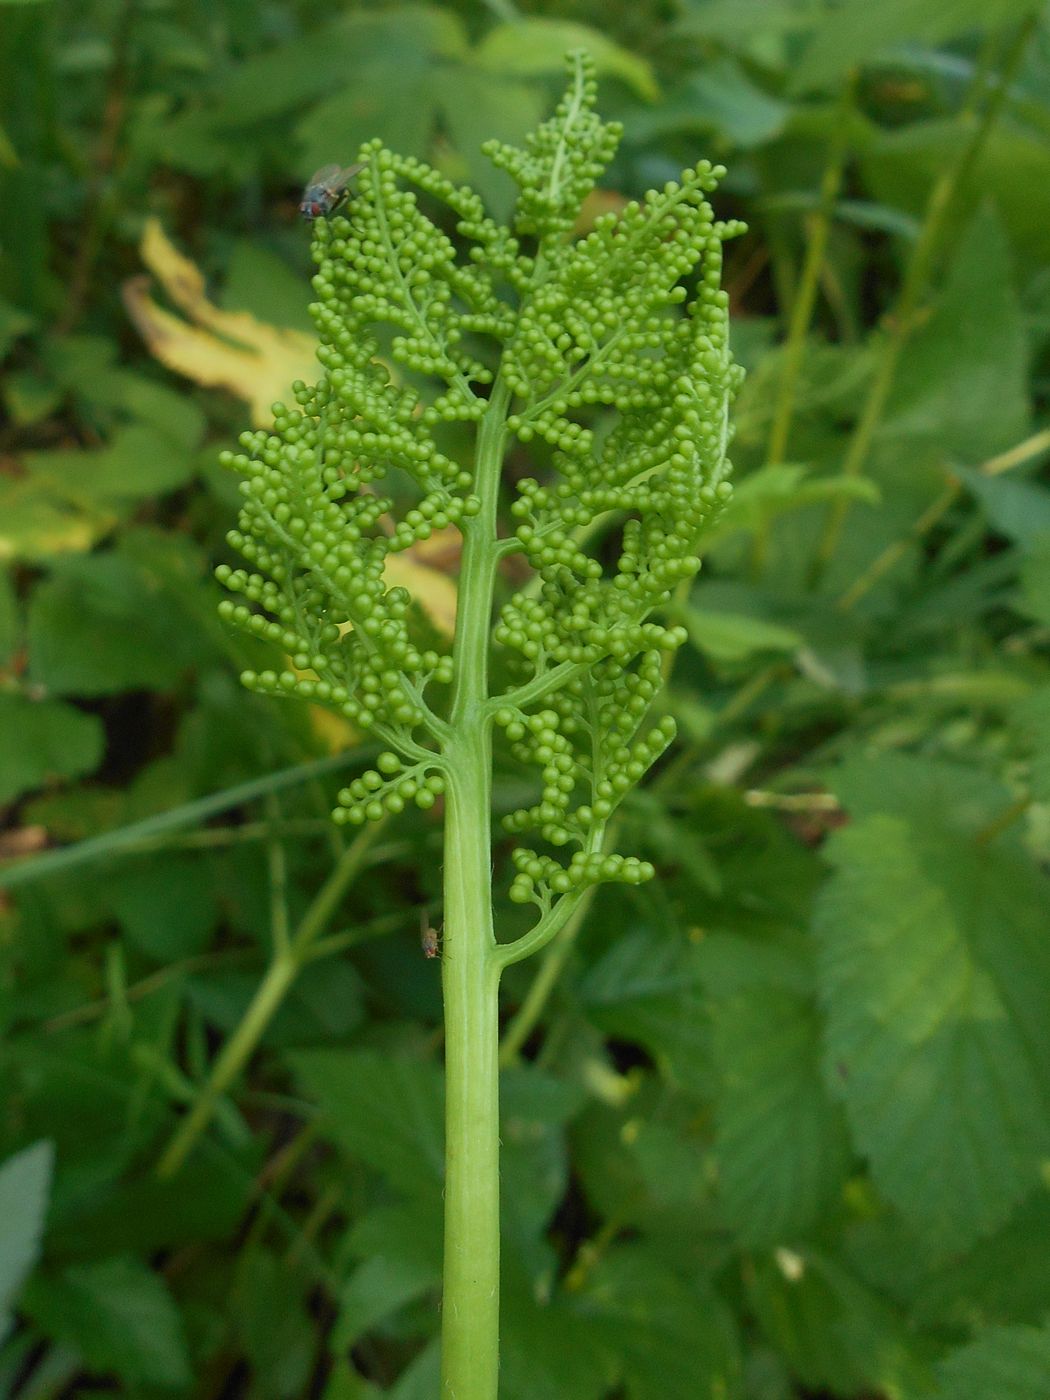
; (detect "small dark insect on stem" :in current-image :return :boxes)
[421,909,442,959]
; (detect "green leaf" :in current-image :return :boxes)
[708,983,849,1246]
[332,1253,437,1352]
[0,1141,53,1344]
[789,0,1037,93]
[27,549,205,696]
[862,121,1050,272]
[578,926,711,1094]
[935,1322,1050,1400]
[110,855,220,960]
[884,208,1030,460]
[222,242,317,334]
[0,694,104,804]
[501,1066,583,1255]
[232,1249,315,1400]
[957,468,1050,549]
[624,59,788,148]
[475,19,658,100]
[294,8,464,171]
[579,1243,742,1400]
[747,1249,925,1395]
[707,465,880,543]
[21,1256,191,1386]
[25,423,197,505]
[291,1049,444,1198]
[676,605,802,663]
[814,809,1050,1250]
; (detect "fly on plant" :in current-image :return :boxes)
[298,162,365,221]
[420,910,441,960]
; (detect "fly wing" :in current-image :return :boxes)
[306,164,344,188]
[335,161,366,187]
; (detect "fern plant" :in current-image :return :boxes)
[215,52,740,1399]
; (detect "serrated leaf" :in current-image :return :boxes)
[935,1321,1050,1399]
[709,984,849,1246]
[21,1256,191,1386]
[0,695,104,804]
[814,811,1050,1250]
[0,1141,53,1344]
[292,1050,444,1197]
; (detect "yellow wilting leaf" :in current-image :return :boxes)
[125,221,465,642]
[122,219,317,428]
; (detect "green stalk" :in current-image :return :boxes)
[438,379,510,1400]
[809,18,1034,585]
[156,821,382,1179]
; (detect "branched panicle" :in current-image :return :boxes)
[216,49,741,902]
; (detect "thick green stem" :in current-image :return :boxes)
[439,379,510,1400]
[440,751,501,1400]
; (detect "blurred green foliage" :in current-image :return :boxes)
[2,0,1050,1396]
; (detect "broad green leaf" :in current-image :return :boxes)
[294,8,464,171]
[578,926,711,1094]
[25,423,197,503]
[291,1049,444,1197]
[814,811,1050,1250]
[863,122,1050,271]
[332,1253,437,1352]
[475,20,658,100]
[676,605,802,663]
[884,208,1029,460]
[915,1191,1050,1330]
[623,59,788,148]
[500,1250,611,1400]
[709,983,849,1246]
[21,1256,191,1386]
[0,1141,53,1344]
[935,1322,1050,1400]
[748,1249,926,1395]
[110,856,220,961]
[957,467,1050,549]
[578,1243,742,1400]
[501,1067,584,1261]
[27,549,205,696]
[232,1249,315,1400]
[706,464,880,543]
[0,695,103,804]
[221,242,316,334]
[789,0,1037,92]
[0,474,112,562]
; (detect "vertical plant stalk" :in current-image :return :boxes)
[438,380,510,1399]
[764,79,855,468]
[156,820,383,1179]
[810,17,1035,584]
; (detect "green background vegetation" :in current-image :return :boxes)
[2,0,1050,1396]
